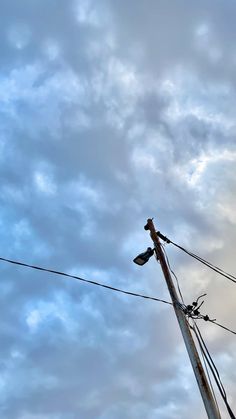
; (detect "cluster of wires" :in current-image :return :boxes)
[180,293,215,321]
[191,321,236,419]
[158,231,236,337]
[158,233,236,419]
[157,231,236,285]
[0,229,236,417]
[167,284,236,418]
[182,299,236,419]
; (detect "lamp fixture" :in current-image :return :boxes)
[133,247,154,266]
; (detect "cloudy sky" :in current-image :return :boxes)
[1,0,236,418]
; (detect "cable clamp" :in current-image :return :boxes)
[156,231,171,244]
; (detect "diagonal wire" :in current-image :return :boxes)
[161,244,185,305]
[171,241,236,284]
[189,319,221,417]
[209,320,236,336]
[0,256,172,305]
[193,322,226,398]
[156,231,236,285]
[192,321,236,419]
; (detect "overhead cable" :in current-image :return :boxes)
[157,231,236,285]
[181,295,236,337]
[187,319,220,416]
[209,320,236,336]
[0,256,172,305]
[161,244,185,304]
[191,322,236,419]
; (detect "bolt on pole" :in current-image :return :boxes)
[145,219,221,419]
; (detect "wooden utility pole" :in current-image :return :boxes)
[145,219,221,419]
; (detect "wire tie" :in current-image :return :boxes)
[156,231,171,244]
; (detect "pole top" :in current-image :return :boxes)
[144,219,159,244]
[144,218,154,231]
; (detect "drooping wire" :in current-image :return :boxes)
[156,232,236,285]
[199,337,221,417]
[209,320,236,336]
[193,322,226,397]
[157,231,236,338]
[161,244,185,305]
[0,256,172,305]
[191,321,236,419]
[187,319,221,417]
[182,296,235,416]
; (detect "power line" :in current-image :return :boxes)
[180,295,236,337]
[174,243,236,284]
[187,319,221,417]
[146,218,221,416]
[1,254,236,336]
[157,232,236,338]
[157,231,236,285]
[161,244,185,305]
[209,320,236,336]
[0,256,172,305]
[191,321,236,419]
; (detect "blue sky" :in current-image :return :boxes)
[1,0,236,418]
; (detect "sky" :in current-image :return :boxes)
[0,0,236,418]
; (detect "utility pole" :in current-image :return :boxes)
[145,219,221,419]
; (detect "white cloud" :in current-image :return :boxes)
[180,149,236,187]
[1,0,236,418]
[34,171,56,195]
[25,295,78,334]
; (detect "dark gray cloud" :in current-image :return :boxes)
[0,0,236,418]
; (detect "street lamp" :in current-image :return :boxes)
[133,247,154,266]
